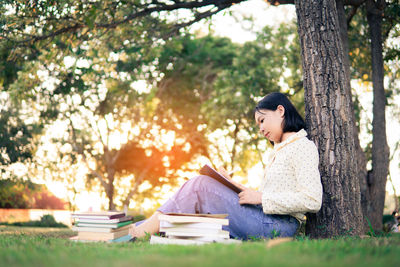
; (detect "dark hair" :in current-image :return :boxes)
[254,92,305,132]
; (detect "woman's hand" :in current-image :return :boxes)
[238,188,262,205]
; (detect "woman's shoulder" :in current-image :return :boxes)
[288,136,319,158]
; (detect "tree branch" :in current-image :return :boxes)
[9,0,246,45]
[104,115,111,150]
[91,118,107,150]
[161,5,228,40]
[14,23,85,44]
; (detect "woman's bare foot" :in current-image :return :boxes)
[129,211,162,238]
[128,223,137,238]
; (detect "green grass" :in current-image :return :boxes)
[0,226,399,267]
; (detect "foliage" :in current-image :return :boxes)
[0,178,67,209]
[0,214,68,228]
[0,101,42,166]
[0,0,244,52]
[201,21,303,170]
[347,1,400,86]
[152,21,302,172]
[1,7,303,210]
[1,16,213,209]
[0,178,38,208]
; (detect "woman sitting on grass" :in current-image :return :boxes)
[129,92,323,240]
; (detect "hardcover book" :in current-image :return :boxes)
[159,213,229,225]
[71,211,125,220]
[199,164,242,194]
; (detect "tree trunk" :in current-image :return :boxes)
[365,0,390,231]
[336,0,369,233]
[294,0,364,238]
[105,149,116,211]
[106,183,116,211]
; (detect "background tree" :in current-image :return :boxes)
[352,0,398,231]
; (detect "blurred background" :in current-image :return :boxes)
[0,0,399,227]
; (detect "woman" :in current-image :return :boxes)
[129,92,323,240]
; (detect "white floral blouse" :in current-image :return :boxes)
[259,129,323,223]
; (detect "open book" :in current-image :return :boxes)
[199,164,243,194]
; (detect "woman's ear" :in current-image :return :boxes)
[277,105,285,117]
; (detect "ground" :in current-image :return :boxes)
[0,226,399,267]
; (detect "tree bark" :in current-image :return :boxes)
[365,0,390,231]
[336,0,369,233]
[294,0,364,238]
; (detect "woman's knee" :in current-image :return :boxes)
[185,175,239,200]
[188,175,214,189]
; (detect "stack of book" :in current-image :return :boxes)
[70,211,133,243]
[150,213,241,245]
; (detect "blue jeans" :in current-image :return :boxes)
[140,175,299,240]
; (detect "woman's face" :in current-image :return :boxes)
[254,106,285,143]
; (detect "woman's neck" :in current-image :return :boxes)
[277,131,297,144]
